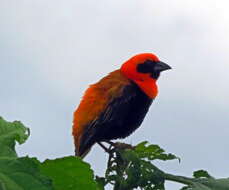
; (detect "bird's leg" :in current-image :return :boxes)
[104,140,115,146]
[104,141,118,151]
[104,141,135,150]
[97,142,111,153]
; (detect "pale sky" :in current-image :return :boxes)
[1,0,229,189]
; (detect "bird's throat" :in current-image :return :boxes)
[134,79,158,99]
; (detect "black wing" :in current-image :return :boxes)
[78,83,153,156]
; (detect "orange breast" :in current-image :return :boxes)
[72,70,131,152]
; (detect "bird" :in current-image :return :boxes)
[72,53,171,157]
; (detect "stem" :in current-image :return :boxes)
[150,163,194,185]
[164,173,194,185]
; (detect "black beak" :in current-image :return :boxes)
[154,61,172,72]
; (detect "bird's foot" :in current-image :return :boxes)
[98,141,135,155]
[104,141,135,150]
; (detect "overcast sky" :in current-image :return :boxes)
[1,0,229,189]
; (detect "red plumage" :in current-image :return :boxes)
[73,53,171,157]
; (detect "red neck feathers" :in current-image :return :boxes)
[134,79,158,99]
[120,53,159,99]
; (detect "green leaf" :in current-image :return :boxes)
[0,117,99,190]
[134,141,179,162]
[0,157,53,190]
[95,176,105,190]
[40,156,99,190]
[193,170,212,179]
[121,149,139,162]
[0,117,29,158]
[0,117,53,190]
[198,178,229,190]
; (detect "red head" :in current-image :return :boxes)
[120,53,171,99]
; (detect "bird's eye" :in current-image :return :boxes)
[137,60,156,73]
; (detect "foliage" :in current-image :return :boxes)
[98,141,179,189]
[0,117,29,158]
[40,157,97,190]
[0,117,98,190]
[0,116,228,190]
[179,170,229,190]
[95,142,229,190]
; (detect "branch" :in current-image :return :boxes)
[164,173,194,185]
[100,141,229,190]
